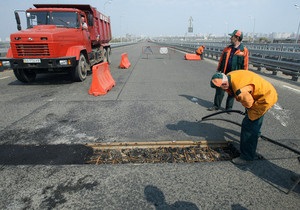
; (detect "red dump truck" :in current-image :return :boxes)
[0,4,112,82]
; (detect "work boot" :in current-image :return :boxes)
[231,157,252,166]
[207,106,219,111]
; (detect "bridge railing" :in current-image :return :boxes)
[152,41,300,81]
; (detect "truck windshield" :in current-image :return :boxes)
[27,11,79,28]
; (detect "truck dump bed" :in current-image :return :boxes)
[33,4,112,45]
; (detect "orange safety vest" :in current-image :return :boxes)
[217,44,249,74]
[196,46,204,55]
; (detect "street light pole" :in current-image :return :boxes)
[252,17,255,43]
[249,16,255,43]
[296,21,300,44]
[295,4,300,44]
[224,21,228,43]
[104,0,112,13]
[120,15,123,43]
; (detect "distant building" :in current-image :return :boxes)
[271,32,291,39]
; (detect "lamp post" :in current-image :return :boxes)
[120,15,123,43]
[224,21,228,43]
[295,4,300,44]
[249,16,255,43]
[104,0,112,13]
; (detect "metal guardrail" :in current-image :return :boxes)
[111,41,138,48]
[153,41,300,82]
[0,42,9,57]
[0,49,8,57]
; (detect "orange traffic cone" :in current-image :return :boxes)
[88,62,115,96]
[119,53,131,69]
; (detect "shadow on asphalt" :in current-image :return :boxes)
[144,185,251,209]
[0,144,93,165]
[179,94,213,109]
[234,159,300,194]
[8,72,75,86]
[144,185,199,210]
[166,120,240,143]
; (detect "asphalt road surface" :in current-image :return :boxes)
[0,42,299,209]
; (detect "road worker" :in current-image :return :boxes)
[195,45,205,60]
[210,70,278,165]
[208,30,249,112]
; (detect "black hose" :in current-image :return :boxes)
[203,118,242,127]
[201,110,300,155]
[260,135,300,155]
[201,110,245,121]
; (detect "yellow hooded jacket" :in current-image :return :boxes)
[227,70,278,121]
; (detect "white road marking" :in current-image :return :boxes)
[283,85,300,93]
[269,103,290,127]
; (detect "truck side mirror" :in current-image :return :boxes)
[14,11,22,31]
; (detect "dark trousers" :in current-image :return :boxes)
[213,87,234,109]
[240,113,264,161]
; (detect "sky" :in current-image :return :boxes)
[0,0,300,40]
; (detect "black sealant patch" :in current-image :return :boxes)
[0,142,240,165]
[0,144,93,165]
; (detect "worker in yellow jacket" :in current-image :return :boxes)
[210,70,278,165]
[195,45,205,60]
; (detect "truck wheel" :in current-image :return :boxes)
[106,47,111,64]
[13,69,36,83]
[73,53,88,82]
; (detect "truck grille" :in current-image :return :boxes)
[16,44,50,56]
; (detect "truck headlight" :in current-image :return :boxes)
[59,60,68,65]
[59,59,72,66]
[0,61,10,67]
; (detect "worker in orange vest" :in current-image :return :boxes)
[195,45,205,60]
[208,29,249,112]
